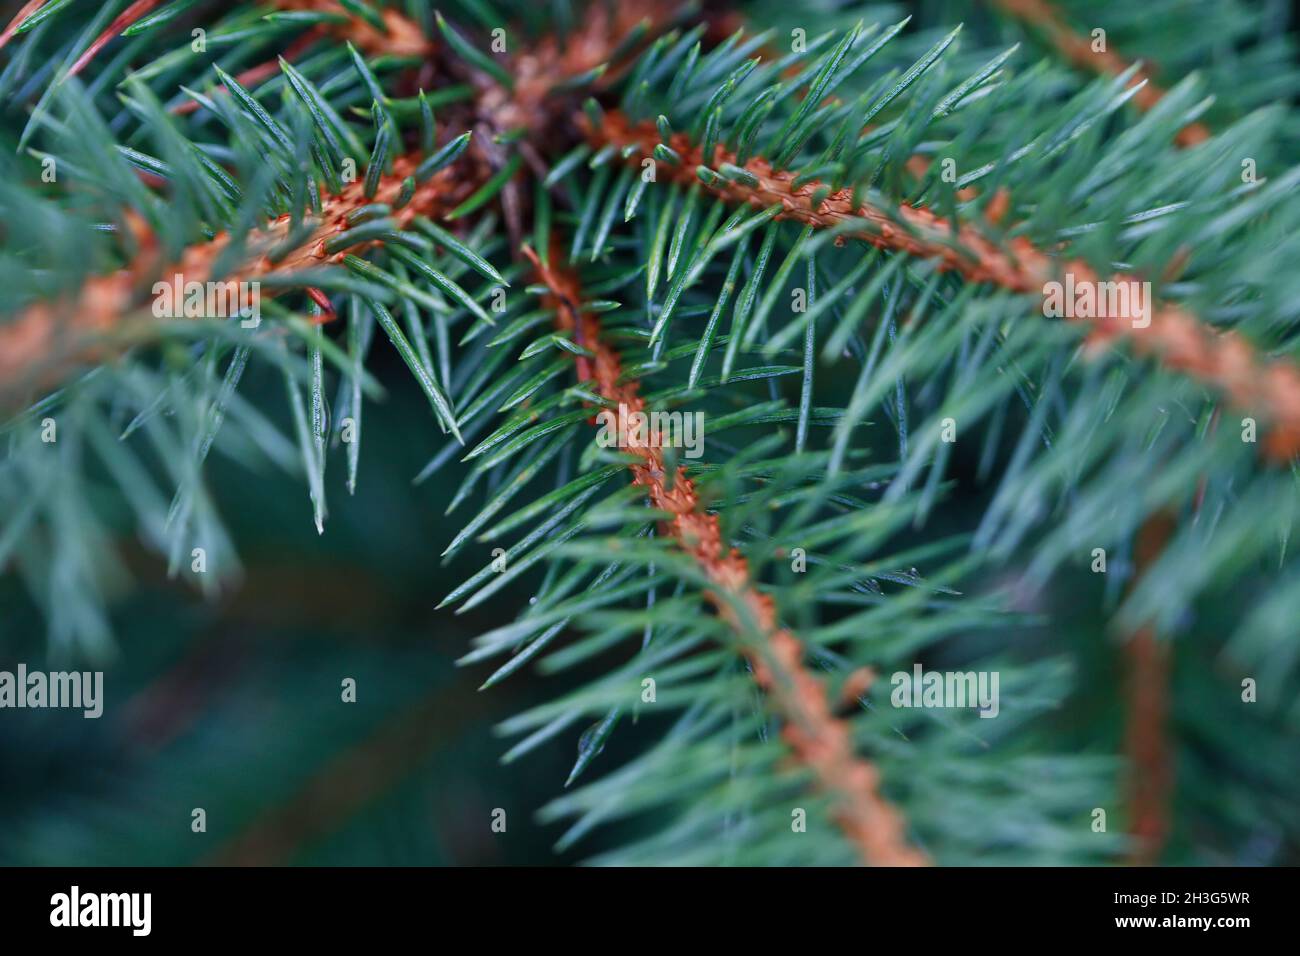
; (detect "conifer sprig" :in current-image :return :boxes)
[525,244,927,865]
[990,0,1210,146]
[585,110,1300,460]
[0,148,479,396]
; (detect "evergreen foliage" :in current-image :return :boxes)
[1,0,1297,865]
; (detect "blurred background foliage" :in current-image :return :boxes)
[2,367,596,865]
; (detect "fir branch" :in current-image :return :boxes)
[524,243,927,866]
[169,28,329,117]
[0,151,478,396]
[441,0,686,245]
[989,0,1211,146]
[38,0,433,94]
[1000,5,1252,869]
[0,0,688,393]
[471,0,681,136]
[167,1,432,117]
[3,0,1297,868]
[586,109,1300,460]
[0,209,158,398]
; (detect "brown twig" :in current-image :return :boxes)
[495,12,930,863]
[989,0,1210,147]
[523,244,928,866]
[1121,511,1177,865]
[275,0,433,57]
[455,0,683,247]
[585,111,1300,461]
[1,0,452,394]
[19,0,431,86]
[475,0,681,137]
[0,152,478,395]
[170,1,434,116]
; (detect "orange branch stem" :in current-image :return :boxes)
[586,111,1300,461]
[989,0,1210,147]
[0,151,475,394]
[1121,512,1177,865]
[524,244,928,867]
